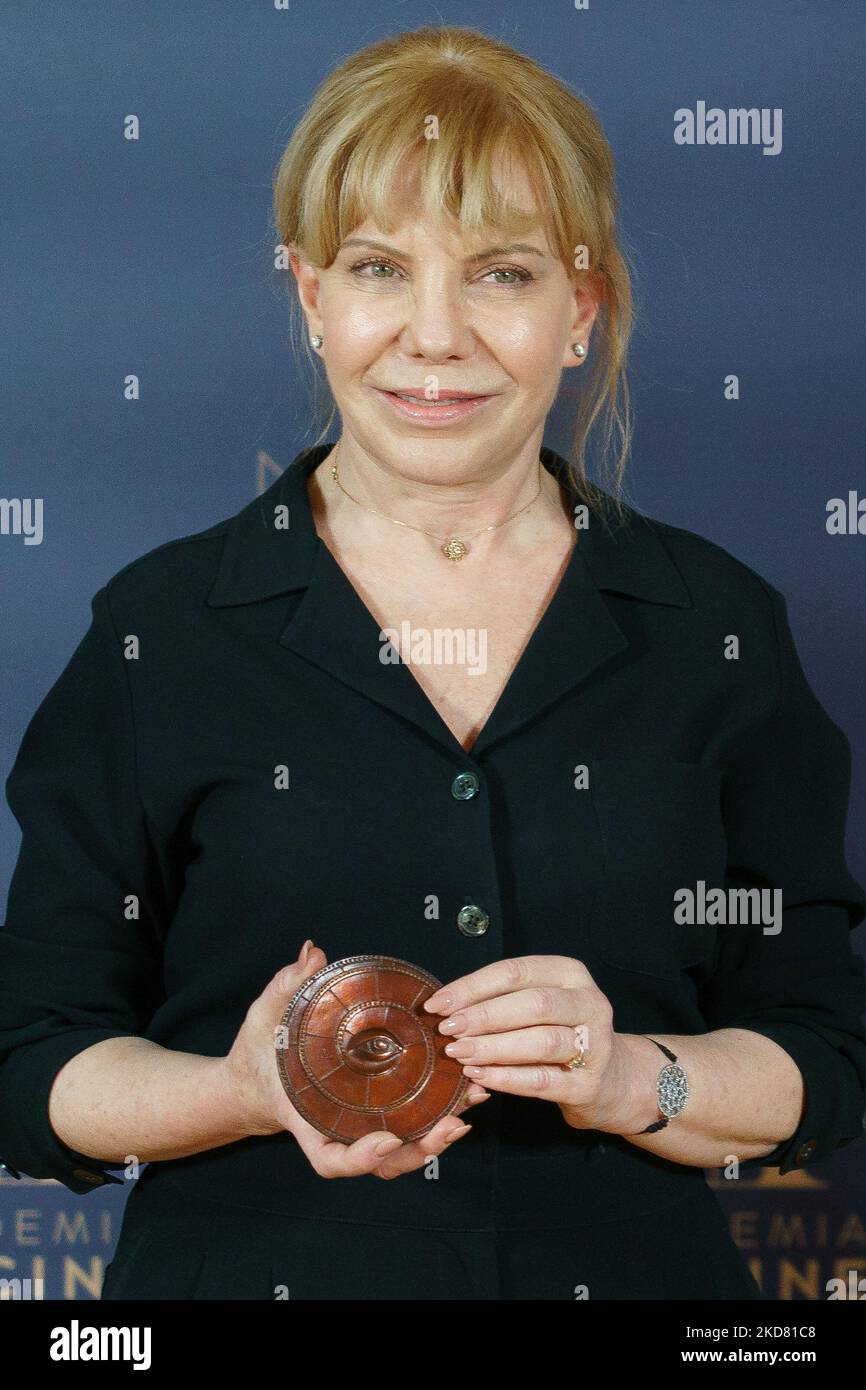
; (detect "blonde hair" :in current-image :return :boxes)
[272,24,636,517]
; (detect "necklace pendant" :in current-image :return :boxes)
[442,537,469,562]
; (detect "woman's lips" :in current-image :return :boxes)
[370,386,495,424]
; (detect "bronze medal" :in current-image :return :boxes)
[275,954,469,1143]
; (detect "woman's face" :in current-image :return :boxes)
[291,165,599,483]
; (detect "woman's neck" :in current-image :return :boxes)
[307,437,575,567]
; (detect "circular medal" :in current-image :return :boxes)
[275,954,469,1143]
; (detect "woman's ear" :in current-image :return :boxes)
[562,272,603,369]
[289,249,324,341]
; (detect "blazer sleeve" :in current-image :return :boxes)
[698,584,866,1175]
[0,584,169,1194]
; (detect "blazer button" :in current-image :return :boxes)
[457,904,490,936]
[795,1139,817,1165]
[71,1168,107,1186]
[451,772,480,800]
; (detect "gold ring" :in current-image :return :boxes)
[562,1025,589,1071]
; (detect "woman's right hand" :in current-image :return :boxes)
[218,939,489,1179]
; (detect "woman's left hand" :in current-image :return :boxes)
[423,954,649,1136]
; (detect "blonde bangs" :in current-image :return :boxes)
[290,87,577,266]
[340,106,544,254]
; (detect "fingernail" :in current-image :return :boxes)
[425,993,453,1013]
[440,1015,465,1034]
[444,1124,472,1145]
[375,1137,402,1156]
[300,939,314,964]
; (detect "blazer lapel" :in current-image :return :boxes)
[207,444,693,761]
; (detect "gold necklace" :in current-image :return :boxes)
[328,446,545,562]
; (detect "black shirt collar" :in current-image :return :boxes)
[205,445,692,759]
[207,444,693,612]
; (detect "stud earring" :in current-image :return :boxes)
[572,343,586,357]
[310,334,323,349]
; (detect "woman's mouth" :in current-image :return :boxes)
[370,386,495,424]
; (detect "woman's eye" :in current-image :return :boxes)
[351,259,399,278]
[483,266,533,285]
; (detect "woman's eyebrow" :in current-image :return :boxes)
[339,238,547,262]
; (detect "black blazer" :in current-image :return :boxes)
[1,445,865,1236]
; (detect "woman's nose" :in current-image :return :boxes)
[399,272,475,361]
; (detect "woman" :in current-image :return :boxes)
[1,25,865,1302]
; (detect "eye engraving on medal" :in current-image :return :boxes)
[342,1027,405,1073]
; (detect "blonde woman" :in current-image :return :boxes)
[1,25,865,1301]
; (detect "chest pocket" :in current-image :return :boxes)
[587,758,727,979]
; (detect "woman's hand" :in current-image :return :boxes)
[423,954,652,1136]
[218,940,490,1179]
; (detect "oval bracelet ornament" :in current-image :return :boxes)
[275,954,470,1143]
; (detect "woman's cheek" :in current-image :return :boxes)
[488,309,564,376]
[325,293,402,350]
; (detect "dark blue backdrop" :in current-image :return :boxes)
[1,0,864,1300]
